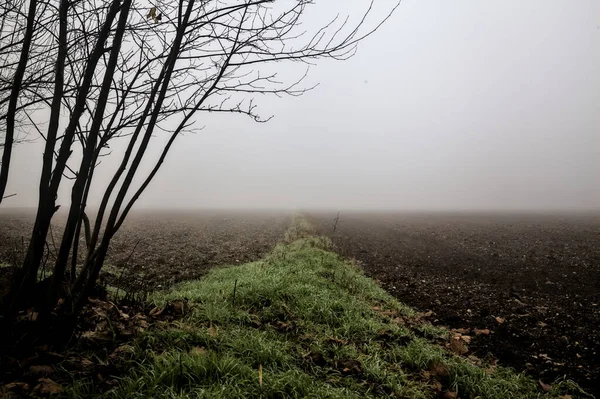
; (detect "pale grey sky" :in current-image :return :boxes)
[5,0,600,210]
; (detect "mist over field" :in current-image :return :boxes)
[4,0,599,212]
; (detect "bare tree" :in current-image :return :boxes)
[1,0,399,315]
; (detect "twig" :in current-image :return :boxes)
[332,211,340,237]
[115,240,140,301]
[48,223,57,259]
[232,279,238,308]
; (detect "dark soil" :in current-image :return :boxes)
[0,209,290,295]
[313,211,600,398]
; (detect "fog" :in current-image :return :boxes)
[5,0,600,211]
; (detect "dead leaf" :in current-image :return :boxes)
[149,306,164,317]
[429,362,449,378]
[538,321,547,328]
[137,319,150,330]
[79,358,95,371]
[327,336,346,345]
[276,321,293,332]
[449,338,468,355]
[2,382,30,396]
[28,310,39,321]
[208,326,217,337]
[171,300,186,315]
[461,335,472,344]
[372,306,381,311]
[110,345,136,361]
[381,310,398,317]
[31,378,63,396]
[467,354,482,365]
[25,365,54,377]
[146,7,156,19]
[118,309,130,320]
[537,379,551,392]
[339,359,361,374]
[81,330,112,343]
[474,328,490,335]
[495,317,505,324]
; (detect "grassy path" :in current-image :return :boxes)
[67,216,590,399]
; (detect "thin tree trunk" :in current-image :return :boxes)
[5,0,61,310]
[0,0,38,203]
[11,0,121,310]
[74,0,197,308]
[51,0,132,306]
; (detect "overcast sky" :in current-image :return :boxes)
[6,0,600,211]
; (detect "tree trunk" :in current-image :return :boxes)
[50,0,131,307]
[8,0,121,312]
[0,0,38,203]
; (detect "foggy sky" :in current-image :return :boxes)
[5,0,600,211]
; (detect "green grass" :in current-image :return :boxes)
[64,216,590,399]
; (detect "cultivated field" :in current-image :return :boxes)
[313,211,600,396]
[0,209,290,296]
[1,209,599,395]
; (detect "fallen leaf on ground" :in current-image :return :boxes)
[380,310,398,316]
[429,362,449,378]
[81,330,112,343]
[495,317,505,324]
[25,365,54,378]
[2,382,30,396]
[28,310,39,321]
[79,358,95,370]
[32,378,63,396]
[340,359,362,374]
[171,300,186,315]
[149,306,163,317]
[538,321,547,327]
[110,345,136,361]
[276,321,293,332]
[537,379,551,392]
[449,339,468,355]
[474,328,490,335]
[327,336,346,345]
